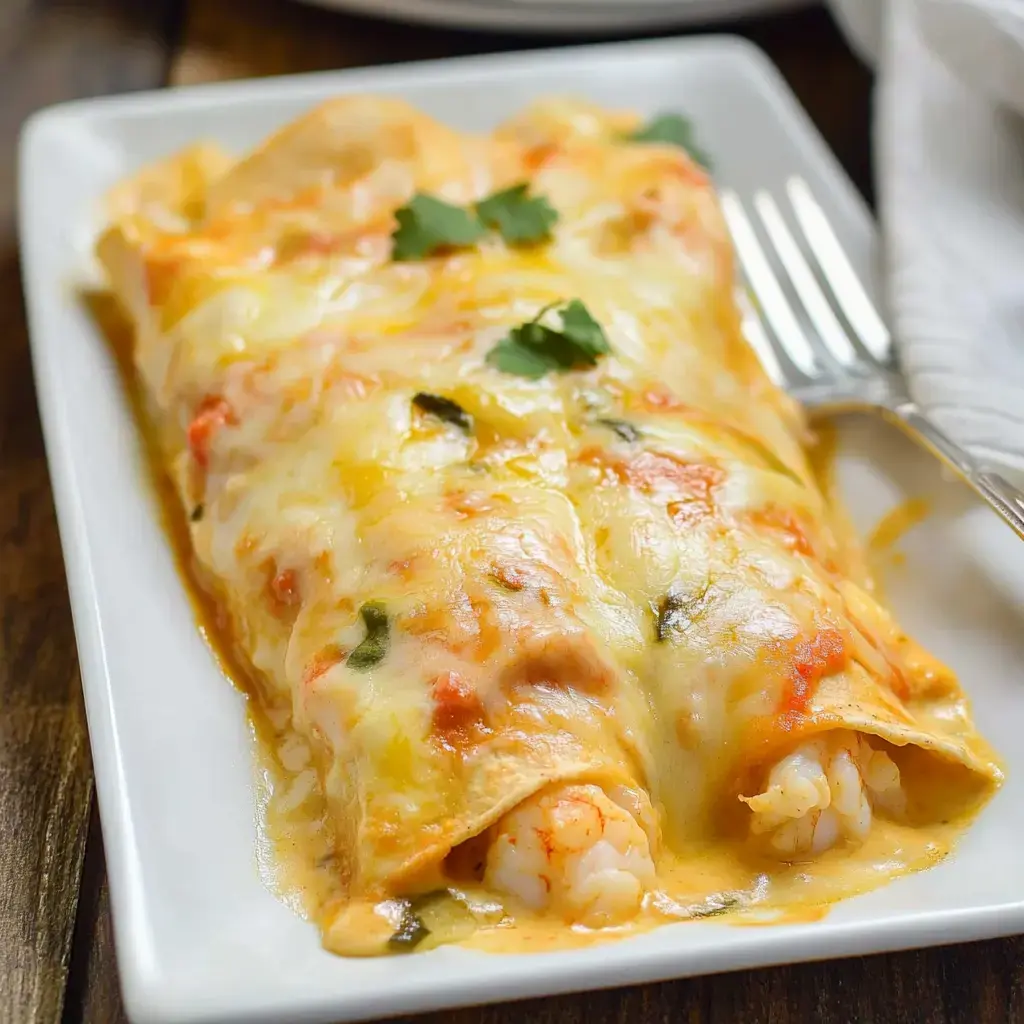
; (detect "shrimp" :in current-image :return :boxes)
[741,730,905,858]
[484,782,657,928]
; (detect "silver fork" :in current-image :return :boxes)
[721,176,1024,541]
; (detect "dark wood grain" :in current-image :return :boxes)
[62,808,124,1024]
[0,2,179,1023]
[23,2,1021,1022]
[413,935,1024,1024]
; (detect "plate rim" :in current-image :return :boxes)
[21,33,774,130]
[292,0,811,33]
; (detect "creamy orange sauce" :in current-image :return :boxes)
[868,498,931,554]
[466,806,979,953]
[89,294,991,955]
[809,425,932,599]
[867,498,931,588]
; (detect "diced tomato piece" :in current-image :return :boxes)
[187,396,234,469]
[781,628,847,717]
[432,671,484,733]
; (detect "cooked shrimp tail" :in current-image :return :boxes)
[484,782,657,928]
[741,730,905,858]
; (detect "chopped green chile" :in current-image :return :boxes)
[412,392,473,433]
[347,601,389,671]
[597,418,642,444]
[387,891,481,952]
[388,903,431,951]
[655,583,711,643]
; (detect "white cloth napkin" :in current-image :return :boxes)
[826,0,1024,470]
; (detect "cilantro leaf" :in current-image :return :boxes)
[486,300,611,379]
[391,194,486,261]
[486,334,559,379]
[391,186,559,261]
[627,113,712,170]
[476,183,558,246]
[559,299,611,359]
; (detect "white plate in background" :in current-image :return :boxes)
[19,35,1024,1024]
[297,0,811,34]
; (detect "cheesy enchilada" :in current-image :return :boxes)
[96,96,1002,955]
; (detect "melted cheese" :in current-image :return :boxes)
[95,96,1002,956]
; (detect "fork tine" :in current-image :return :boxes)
[753,190,858,368]
[735,287,785,384]
[786,177,892,362]
[720,189,817,377]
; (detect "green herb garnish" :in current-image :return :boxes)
[598,418,642,444]
[347,601,389,671]
[476,183,558,246]
[388,902,431,952]
[391,194,486,261]
[386,891,481,952]
[487,299,611,379]
[655,582,711,643]
[628,113,712,170]
[412,392,473,433]
[485,334,557,379]
[392,185,559,260]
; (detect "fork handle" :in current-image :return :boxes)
[885,401,1024,540]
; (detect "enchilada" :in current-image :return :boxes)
[96,95,1002,955]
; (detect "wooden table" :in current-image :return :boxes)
[1,1,1020,1021]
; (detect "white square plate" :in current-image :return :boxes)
[19,35,1024,1024]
